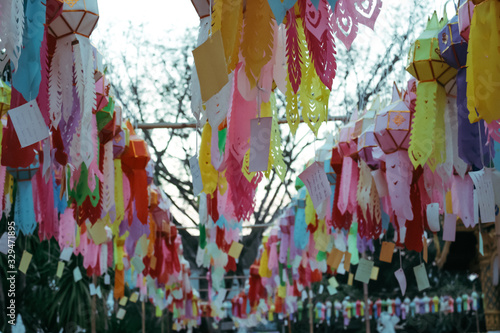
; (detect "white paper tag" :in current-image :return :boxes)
[249,117,273,172]
[469,169,496,223]
[394,268,407,296]
[73,267,82,282]
[8,100,50,148]
[298,162,332,210]
[104,273,110,285]
[90,283,97,296]
[60,247,73,262]
[189,155,203,196]
[426,203,440,232]
[0,233,11,255]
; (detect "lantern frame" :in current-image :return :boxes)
[48,0,99,39]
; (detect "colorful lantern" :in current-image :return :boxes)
[121,122,151,224]
[47,0,99,39]
[373,83,412,155]
[407,11,454,170]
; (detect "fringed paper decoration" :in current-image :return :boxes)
[299,0,337,90]
[220,0,244,73]
[406,12,455,170]
[241,0,275,88]
[11,0,46,101]
[285,8,302,94]
[264,93,286,181]
[0,0,24,73]
[332,0,383,50]
[466,0,500,124]
[297,18,328,137]
[285,75,300,136]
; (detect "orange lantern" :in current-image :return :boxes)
[121,122,151,224]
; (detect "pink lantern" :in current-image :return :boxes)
[374,83,412,154]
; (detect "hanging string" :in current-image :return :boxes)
[477,119,486,169]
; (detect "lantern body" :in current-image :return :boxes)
[374,100,412,154]
[0,80,11,116]
[439,15,467,69]
[406,12,456,85]
[458,0,474,41]
[122,134,150,169]
[48,0,99,39]
[338,122,357,158]
[358,124,380,168]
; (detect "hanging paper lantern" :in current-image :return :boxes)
[458,0,474,42]
[406,12,454,170]
[338,121,357,158]
[47,0,99,39]
[374,83,412,154]
[121,122,151,224]
[7,155,40,235]
[355,109,378,168]
[357,124,380,169]
[406,12,455,85]
[0,80,11,115]
[438,15,467,69]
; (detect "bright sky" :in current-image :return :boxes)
[93,0,455,43]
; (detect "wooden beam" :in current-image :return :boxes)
[137,115,348,130]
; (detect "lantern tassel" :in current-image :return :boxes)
[15,180,37,235]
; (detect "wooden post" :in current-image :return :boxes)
[91,275,97,333]
[362,252,371,333]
